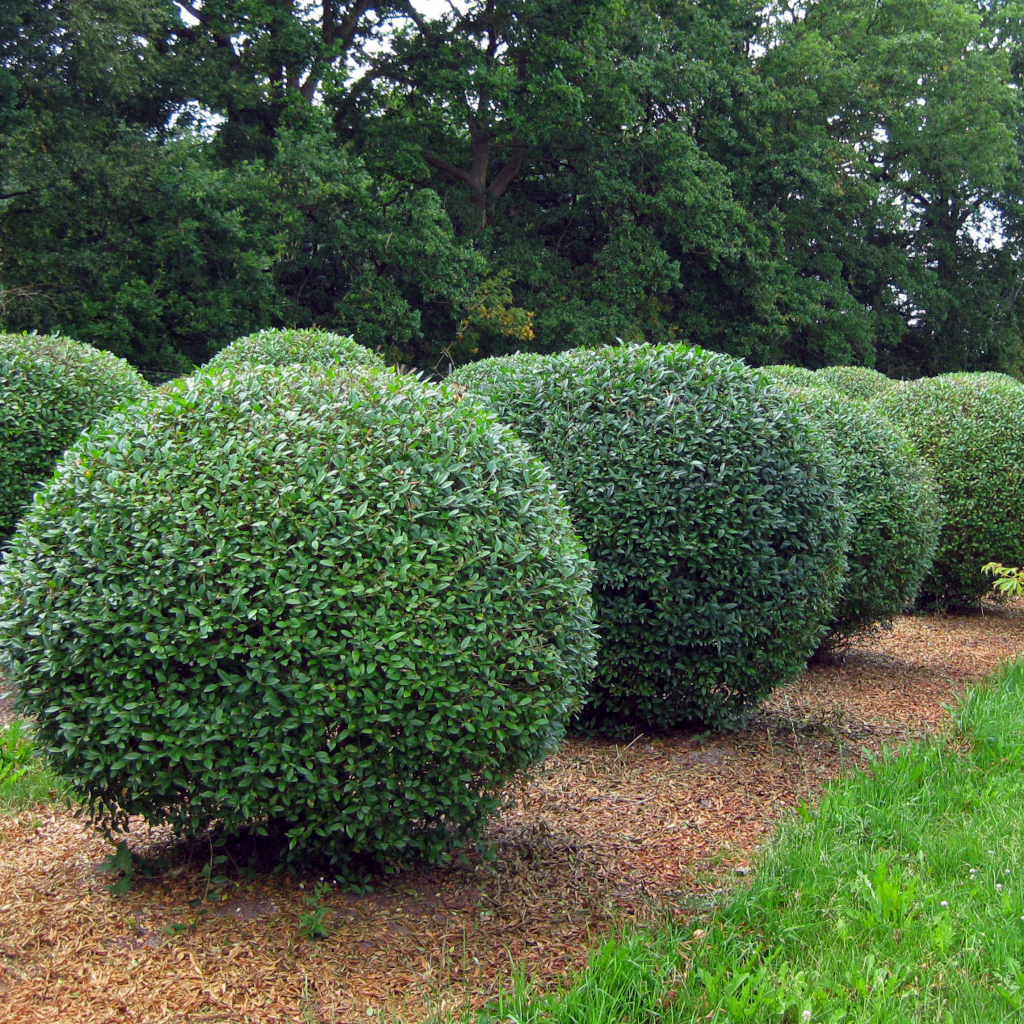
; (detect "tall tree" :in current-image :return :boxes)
[759,0,1024,375]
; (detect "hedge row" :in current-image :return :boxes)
[2,331,1022,878]
[450,345,852,733]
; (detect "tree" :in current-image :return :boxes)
[759,0,1024,376]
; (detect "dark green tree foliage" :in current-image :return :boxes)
[760,0,1024,378]
[873,374,1024,608]
[759,369,940,648]
[0,367,596,876]
[206,327,384,371]
[0,333,151,541]
[344,0,776,364]
[450,343,851,733]
[813,365,898,401]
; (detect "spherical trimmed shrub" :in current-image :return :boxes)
[206,328,384,372]
[0,366,596,877]
[873,374,1024,608]
[760,369,940,648]
[814,365,897,401]
[450,344,852,734]
[757,364,825,391]
[932,371,1024,390]
[0,332,151,542]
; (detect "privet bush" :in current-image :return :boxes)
[450,344,851,733]
[0,367,596,878]
[757,365,824,391]
[759,369,940,648]
[874,375,1024,608]
[0,333,151,542]
[814,365,897,401]
[933,371,1024,390]
[206,328,384,372]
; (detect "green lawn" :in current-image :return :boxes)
[0,718,66,813]
[477,661,1024,1024]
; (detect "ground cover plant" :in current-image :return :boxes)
[0,365,596,880]
[450,343,852,734]
[204,328,385,371]
[873,373,1024,608]
[0,332,151,542]
[758,368,940,649]
[483,657,1024,1024]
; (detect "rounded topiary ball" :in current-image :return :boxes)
[873,374,1024,608]
[450,343,851,734]
[206,328,384,372]
[758,365,825,390]
[814,365,897,401]
[0,332,151,542]
[759,369,940,648]
[0,366,596,877]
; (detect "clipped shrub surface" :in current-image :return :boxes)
[206,328,384,372]
[0,367,595,877]
[0,332,151,542]
[757,365,824,391]
[874,375,1024,608]
[760,369,940,647]
[450,344,851,733]
[814,365,897,401]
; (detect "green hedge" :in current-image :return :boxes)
[814,365,897,401]
[0,366,596,878]
[206,328,384,372]
[450,344,851,733]
[0,333,151,542]
[874,374,1024,607]
[759,370,940,647]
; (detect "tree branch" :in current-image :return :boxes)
[421,149,474,186]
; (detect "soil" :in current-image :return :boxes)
[0,604,1021,1024]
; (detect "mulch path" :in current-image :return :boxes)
[1,605,1022,1024]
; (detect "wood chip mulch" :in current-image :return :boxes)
[1,604,1021,1024]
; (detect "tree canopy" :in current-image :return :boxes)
[2,0,1022,376]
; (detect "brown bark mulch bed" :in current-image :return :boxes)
[1,604,1022,1024]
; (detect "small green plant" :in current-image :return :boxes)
[0,719,33,787]
[98,840,136,896]
[983,562,1024,598]
[0,720,66,813]
[297,880,334,941]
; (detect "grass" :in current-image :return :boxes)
[0,718,67,813]
[475,661,1024,1024]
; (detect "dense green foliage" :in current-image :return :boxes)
[0,332,151,542]
[874,374,1024,608]
[759,369,940,648]
[450,343,851,733]
[813,365,899,400]
[206,328,384,372]
[757,365,824,390]
[0,366,596,877]
[3,1,1024,376]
